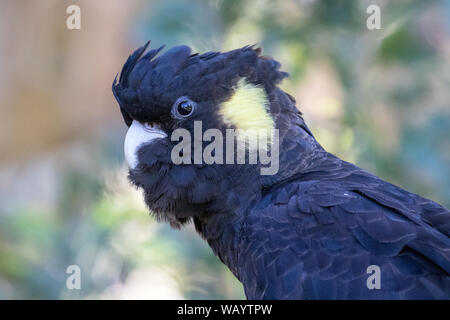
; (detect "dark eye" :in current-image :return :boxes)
[178,101,193,116]
[172,96,196,118]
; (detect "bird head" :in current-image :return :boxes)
[112,41,299,228]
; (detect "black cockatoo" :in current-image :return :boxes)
[112,41,450,299]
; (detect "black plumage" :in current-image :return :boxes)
[113,41,450,299]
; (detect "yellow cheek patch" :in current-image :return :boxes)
[219,78,275,148]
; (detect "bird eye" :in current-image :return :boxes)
[172,97,196,118]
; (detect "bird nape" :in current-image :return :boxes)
[112,41,450,300]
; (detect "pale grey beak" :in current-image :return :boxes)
[124,120,167,169]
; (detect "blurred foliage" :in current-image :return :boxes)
[0,0,449,299]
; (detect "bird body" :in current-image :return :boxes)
[113,42,450,299]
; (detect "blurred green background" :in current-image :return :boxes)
[0,0,449,299]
